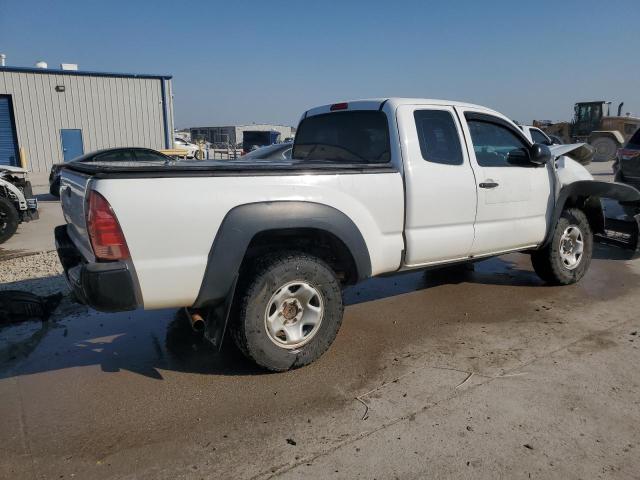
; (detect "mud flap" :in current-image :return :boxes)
[203,275,238,351]
[596,203,640,257]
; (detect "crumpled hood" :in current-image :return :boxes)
[549,143,594,165]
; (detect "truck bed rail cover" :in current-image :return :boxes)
[66,159,397,177]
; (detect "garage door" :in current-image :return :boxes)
[0,96,18,166]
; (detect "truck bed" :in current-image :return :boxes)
[60,160,405,309]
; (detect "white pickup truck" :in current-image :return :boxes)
[55,98,640,371]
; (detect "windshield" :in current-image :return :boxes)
[293,111,390,163]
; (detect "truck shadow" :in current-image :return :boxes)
[344,255,543,307]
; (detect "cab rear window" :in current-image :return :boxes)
[293,111,391,164]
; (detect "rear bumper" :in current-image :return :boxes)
[54,225,139,312]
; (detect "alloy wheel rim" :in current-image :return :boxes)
[264,280,324,349]
[559,225,584,270]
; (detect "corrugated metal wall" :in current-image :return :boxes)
[0,70,172,173]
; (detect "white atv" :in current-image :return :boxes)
[0,165,39,244]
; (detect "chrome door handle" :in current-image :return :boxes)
[479,182,499,189]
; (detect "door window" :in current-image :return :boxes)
[467,120,530,167]
[414,110,463,165]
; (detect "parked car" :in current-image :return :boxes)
[241,141,293,161]
[55,98,640,371]
[48,148,174,197]
[613,128,640,190]
[519,124,556,145]
[174,137,203,159]
[520,125,595,164]
[0,165,38,243]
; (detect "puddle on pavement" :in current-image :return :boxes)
[0,244,637,397]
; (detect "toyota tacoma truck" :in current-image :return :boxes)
[55,98,640,371]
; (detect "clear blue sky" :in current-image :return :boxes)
[1,0,638,128]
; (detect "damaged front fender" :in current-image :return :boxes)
[545,180,640,253]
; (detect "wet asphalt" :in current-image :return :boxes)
[1,243,639,479]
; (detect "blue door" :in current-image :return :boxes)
[60,129,84,162]
[0,96,18,166]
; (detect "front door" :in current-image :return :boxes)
[60,129,84,162]
[456,108,553,255]
[399,104,478,266]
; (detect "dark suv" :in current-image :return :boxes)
[614,128,640,190]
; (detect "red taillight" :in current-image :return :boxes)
[86,191,130,261]
[618,148,640,161]
[330,102,348,111]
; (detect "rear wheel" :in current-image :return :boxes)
[194,149,205,160]
[231,252,343,371]
[531,208,593,285]
[590,136,619,162]
[0,197,19,244]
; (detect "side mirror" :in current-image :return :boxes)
[529,143,552,165]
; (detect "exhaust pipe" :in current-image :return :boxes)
[188,310,206,332]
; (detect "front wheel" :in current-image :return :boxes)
[0,196,19,244]
[531,208,593,285]
[231,252,344,371]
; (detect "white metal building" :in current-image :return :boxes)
[190,124,295,146]
[0,66,174,173]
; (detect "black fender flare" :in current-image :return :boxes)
[193,201,372,308]
[543,180,640,246]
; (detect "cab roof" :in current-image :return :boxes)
[304,98,503,119]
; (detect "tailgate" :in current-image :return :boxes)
[60,168,94,260]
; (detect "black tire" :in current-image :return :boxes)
[590,136,618,162]
[0,196,19,244]
[194,150,205,160]
[531,208,593,285]
[231,252,344,371]
[49,177,61,197]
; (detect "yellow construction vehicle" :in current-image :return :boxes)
[534,101,640,162]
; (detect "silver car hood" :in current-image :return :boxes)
[0,165,29,174]
[549,143,594,165]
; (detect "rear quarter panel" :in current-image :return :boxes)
[93,172,404,309]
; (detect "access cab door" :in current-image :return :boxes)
[398,104,477,266]
[455,107,553,255]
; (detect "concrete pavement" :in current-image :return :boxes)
[1,158,639,479]
[0,248,639,479]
